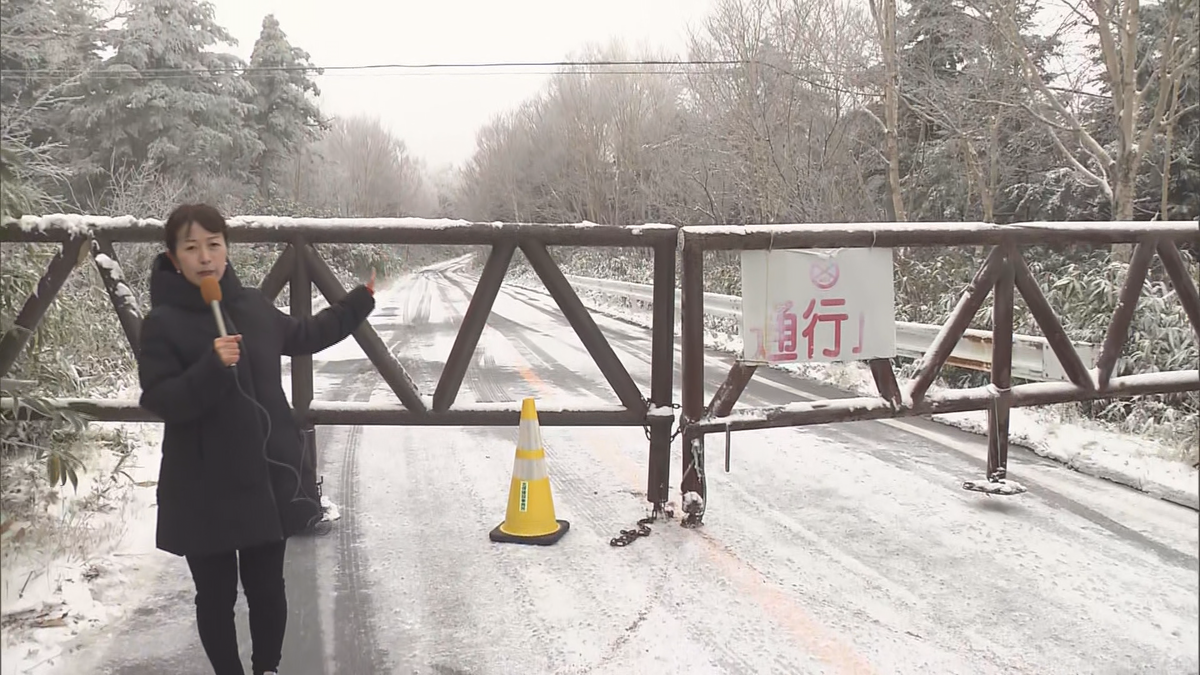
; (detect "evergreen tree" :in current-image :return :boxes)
[896,0,1063,222]
[1,0,105,207]
[1,0,103,109]
[246,14,325,199]
[70,0,261,190]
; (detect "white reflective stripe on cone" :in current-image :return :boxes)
[517,418,543,451]
[511,457,549,481]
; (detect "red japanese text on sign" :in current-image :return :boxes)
[740,247,896,364]
[769,301,798,362]
[801,298,849,358]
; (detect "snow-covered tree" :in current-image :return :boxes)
[1,0,105,210]
[246,14,325,199]
[71,0,261,188]
[985,0,1198,226]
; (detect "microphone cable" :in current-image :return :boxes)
[228,353,334,536]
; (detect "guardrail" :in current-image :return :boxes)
[565,274,1097,383]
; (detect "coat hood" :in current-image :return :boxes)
[148,252,247,312]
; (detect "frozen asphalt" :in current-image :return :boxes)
[46,264,1200,674]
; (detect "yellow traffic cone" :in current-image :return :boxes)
[489,398,570,546]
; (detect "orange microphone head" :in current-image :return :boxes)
[200,276,222,304]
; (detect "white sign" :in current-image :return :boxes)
[740,248,896,364]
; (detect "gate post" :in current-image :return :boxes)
[646,240,676,514]
[987,246,1015,481]
[679,237,706,526]
[290,237,317,483]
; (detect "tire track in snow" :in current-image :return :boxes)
[398,273,434,326]
[349,275,567,673]
[465,283,880,674]
[434,278,511,405]
[431,275,632,536]
[311,280,442,673]
[412,274,706,673]
[311,337,391,673]
[418,431,563,673]
[331,421,391,673]
[354,424,563,674]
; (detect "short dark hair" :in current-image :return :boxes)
[164,203,228,252]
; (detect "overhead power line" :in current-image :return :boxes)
[0,58,879,98]
[0,69,732,82]
[1,59,746,78]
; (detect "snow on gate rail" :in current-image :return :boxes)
[3,216,1198,523]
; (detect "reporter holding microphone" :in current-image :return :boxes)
[136,203,376,675]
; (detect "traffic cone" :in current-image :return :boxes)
[489,398,570,546]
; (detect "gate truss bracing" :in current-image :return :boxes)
[3,216,1198,526]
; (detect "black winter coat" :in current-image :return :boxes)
[137,253,375,557]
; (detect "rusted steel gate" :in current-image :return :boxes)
[678,222,1200,524]
[3,217,1199,528]
[0,217,681,513]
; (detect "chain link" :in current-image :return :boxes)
[641,397,682,442]
[609,515,657,547]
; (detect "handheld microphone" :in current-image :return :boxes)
[199,276,228,337]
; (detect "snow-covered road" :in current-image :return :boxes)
[50,267,1199,674]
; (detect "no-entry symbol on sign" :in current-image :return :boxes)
[809,259,840,290]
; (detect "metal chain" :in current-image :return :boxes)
[641,397,683,442]
[680,436,707,528]
[668,411,686,442]
[609,515,657,547]
[618,401,689,545]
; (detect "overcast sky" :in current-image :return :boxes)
[205,0,716,171]
[99,0,1088,173]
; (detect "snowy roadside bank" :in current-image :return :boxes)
[0,375,311,675]
[504,272,1200,512]
[1,404,166,675]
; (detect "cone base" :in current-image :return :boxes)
[489,519,570,546]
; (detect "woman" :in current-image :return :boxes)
[136,203,376,675]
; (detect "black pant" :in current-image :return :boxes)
[186,539,288,675]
